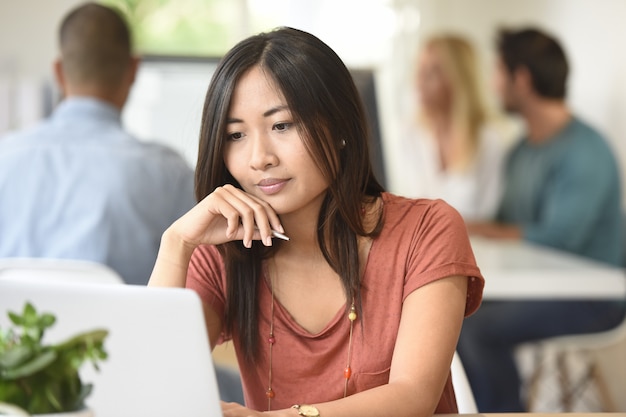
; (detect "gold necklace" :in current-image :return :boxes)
[266,264,357,411]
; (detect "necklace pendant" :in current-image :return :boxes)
[348,305,357,321]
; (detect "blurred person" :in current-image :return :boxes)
[0,2,195,285]
[459,27,625,412]
[0,1,244,404]
[402,34,508,221]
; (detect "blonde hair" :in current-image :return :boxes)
[419,34,489,171]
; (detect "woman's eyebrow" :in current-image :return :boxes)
[226,105,289,124]
[263,105,289,118]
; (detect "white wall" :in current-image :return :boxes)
[0,0,84,132]
[0,0,84,79]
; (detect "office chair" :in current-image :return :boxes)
[524,314,626,412]
[452,351,478,413]
[0,257,124,285]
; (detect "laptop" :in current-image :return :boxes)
[0,280,223,417]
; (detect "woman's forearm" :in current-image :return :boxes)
[269,379,441,417]
[148,228,197,288]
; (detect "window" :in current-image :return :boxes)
[100,0,243,57]
[101,0,395,65]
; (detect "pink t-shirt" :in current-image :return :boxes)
[187,193,484,413]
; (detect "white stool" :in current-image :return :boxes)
[524,315,626,412]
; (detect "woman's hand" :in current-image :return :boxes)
[148,184,283,289]
[171,184,284,250]
[221,401,292,417]
[222,402,263,417]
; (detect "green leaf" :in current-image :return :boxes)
[0,379,28,403]
[28,386,55,414]
[0,344,33,368]
[44,384,64,413]
[73,382,93,410]
[2,350,57,379]
[55,329,109,349]
[38,313,56,329]
[23,303,37,323]
[8,311,23,326]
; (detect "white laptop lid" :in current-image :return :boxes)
[0,280,223,417]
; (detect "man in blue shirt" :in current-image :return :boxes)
[0,3,195,285]
[0,3,245,405]
[459,27,625,412]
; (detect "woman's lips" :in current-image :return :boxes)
[257,178,289,195]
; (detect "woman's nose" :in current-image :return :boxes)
[249,132,279,170]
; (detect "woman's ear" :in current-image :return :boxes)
[53,58,67,97]
[127,55,141,86]
[513,66,533,94]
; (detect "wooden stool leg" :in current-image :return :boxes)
[525,347,545,411]
[556,351,573,411]
[590,362,616,411]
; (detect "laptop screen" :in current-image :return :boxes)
[0,280,223,417]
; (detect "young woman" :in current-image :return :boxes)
[401,34,508,221]
[149,27,484,417]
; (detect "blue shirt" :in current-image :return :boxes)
[497,117,623,266]
[0,97,196,284]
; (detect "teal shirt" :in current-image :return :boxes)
[497,117,623,266]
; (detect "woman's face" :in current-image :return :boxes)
[416,46,451,114]
[223,66,330,220]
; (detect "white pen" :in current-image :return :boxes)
[271,229,290,241]
[254,226,290,241]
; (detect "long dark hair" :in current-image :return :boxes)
[195,27,384,362]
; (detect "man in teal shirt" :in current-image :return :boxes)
[468,34,622,266]
[459,27,624,412]
[497,117,622,265]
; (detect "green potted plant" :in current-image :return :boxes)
[0,302,108,416]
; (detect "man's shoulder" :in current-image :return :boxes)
[0,122,50,147]
[568,116,605,140]
[565,117,615,157]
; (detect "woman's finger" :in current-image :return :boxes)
[220,400,261,417]
[217,185,284,247]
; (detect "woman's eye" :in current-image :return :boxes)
[227,131,244,141]
[273,122,292,132]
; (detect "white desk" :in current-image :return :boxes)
[471,237,626,300]
[436,412,624,417]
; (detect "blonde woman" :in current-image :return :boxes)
[403,34,507,221]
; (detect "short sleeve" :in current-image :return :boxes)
[402,200,484,316]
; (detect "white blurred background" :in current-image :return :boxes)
[1,0,625,202]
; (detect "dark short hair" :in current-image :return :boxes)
[496,27,569,99]
[59,2,132,88]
